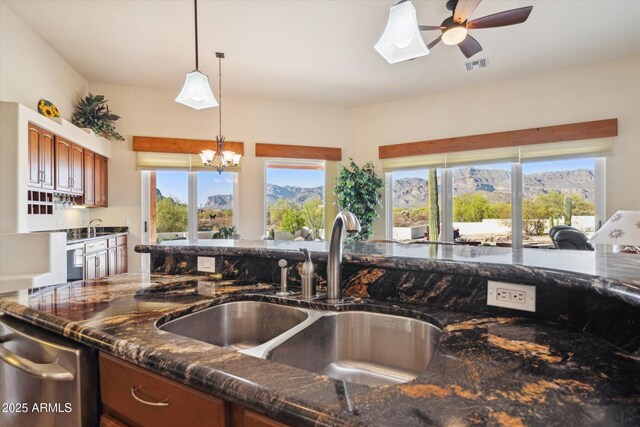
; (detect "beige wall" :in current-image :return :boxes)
[353,56,640,238]
[0,1,87,121]
[89,83,354,272]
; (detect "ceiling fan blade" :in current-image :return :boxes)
[419,25,444,31]
[427,36,442,50]
[453,0,482,24]
[466,6,533,29]
[458,34,482,58]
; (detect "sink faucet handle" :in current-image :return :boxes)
[299,248,317,300]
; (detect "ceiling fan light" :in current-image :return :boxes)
[232,153,242,166]
[222,150,235,163]
[374,0,429,64]
[201,149,215,163]
[442,26,468,45]
[175,70,219,110]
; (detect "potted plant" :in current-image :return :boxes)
[212,226,240,239]
[333,159,384,241]
[71,93,124,141]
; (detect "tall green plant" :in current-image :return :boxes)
[333,159,384,241]
[563,195,573,226]
[71,93,124,141]
[301,197,325,239]
[428,169,440,241]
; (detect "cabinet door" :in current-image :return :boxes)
[116,245,127,274]
[55,137,72,192]
[108,247,117,276]
[85,253,98,280]
[70,143,84,195]
[28,124,42,188]
[40,129,55,190]
[95,155,108,206]
[84,150,96,205]
[97,250,108,278]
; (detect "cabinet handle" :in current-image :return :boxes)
[39,171,44,182]
[68,177,72,188]
[130,387,169,407]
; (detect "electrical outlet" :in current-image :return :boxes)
[197,256,216,273]
[487,281,535,312]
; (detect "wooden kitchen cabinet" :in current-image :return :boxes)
[27,123,54,190]
[107,247,117,276]
[55,136,83,195]
[95,154,108,206]
[85,251,107,280]
[84,149,96,205]
[99,353,291,427]
[100,353,227,427]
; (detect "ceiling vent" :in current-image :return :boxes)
[465,58,488,71]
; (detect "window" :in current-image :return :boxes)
[385,157,602,249]
[390,168,442,242]
[522,158,596,246]
[452,163,512,246]
[197,171,234,232]
[155,171,188,243]
[151,170,237,243]
[265,161,325,240]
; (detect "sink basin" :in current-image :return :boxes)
[159,301,309,350]
[266,311,441,386]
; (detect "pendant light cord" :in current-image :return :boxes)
[218,53,223,137]
[194,0,199,70]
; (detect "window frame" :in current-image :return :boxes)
[385,157,605,248]
[263,159,326,238]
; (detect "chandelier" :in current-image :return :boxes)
[199,52,241,173]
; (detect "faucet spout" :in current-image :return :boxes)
[326,211,361,303]
[87,218,103,237]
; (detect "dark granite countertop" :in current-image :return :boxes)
[37,226,129,244]
[136,240,640,308]
[1,274,638,426]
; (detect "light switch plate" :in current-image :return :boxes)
[197,256,216,273]
[487,280,536,312]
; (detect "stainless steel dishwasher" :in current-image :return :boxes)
[0,314,98,427]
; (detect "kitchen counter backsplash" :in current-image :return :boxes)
[145,248,640,353]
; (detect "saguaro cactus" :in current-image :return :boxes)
[428,169,440,241]
[563,195,573,226]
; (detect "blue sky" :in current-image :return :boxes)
[391,158,594,179]
[266,168,324,188]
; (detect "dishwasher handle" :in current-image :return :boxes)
[0,346,75,381]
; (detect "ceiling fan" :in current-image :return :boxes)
[422,0,533,58]
[374,0,533,63]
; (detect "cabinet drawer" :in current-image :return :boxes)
[107,237,117,247]
[116,235,127,246]
[85,239,108,253]
[99,353,226,427]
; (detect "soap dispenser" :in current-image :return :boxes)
[299,248,316,299]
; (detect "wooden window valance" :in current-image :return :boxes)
[255,143,341,161]
[133,136,244,156]
[378,119,617,160]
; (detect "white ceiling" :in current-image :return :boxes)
[6,0,640,107]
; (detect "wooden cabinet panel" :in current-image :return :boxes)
[28,124,42,188]
[95,155,108,206]
[55,137,72,192]
[85,250,107,279]
[28,124,55,190]
[100,413,128,427]
[230,404,289,427]
[99,353,227,427]
[84,150,95,205]
[70,143,84,195]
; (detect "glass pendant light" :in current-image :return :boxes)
[200,53,241,173]
[374,0,429,64]
[175,0,218,109]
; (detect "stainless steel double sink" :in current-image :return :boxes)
[158,301,441,387]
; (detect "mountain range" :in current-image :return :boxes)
[394,168,594,208]
[158,167,594,210]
